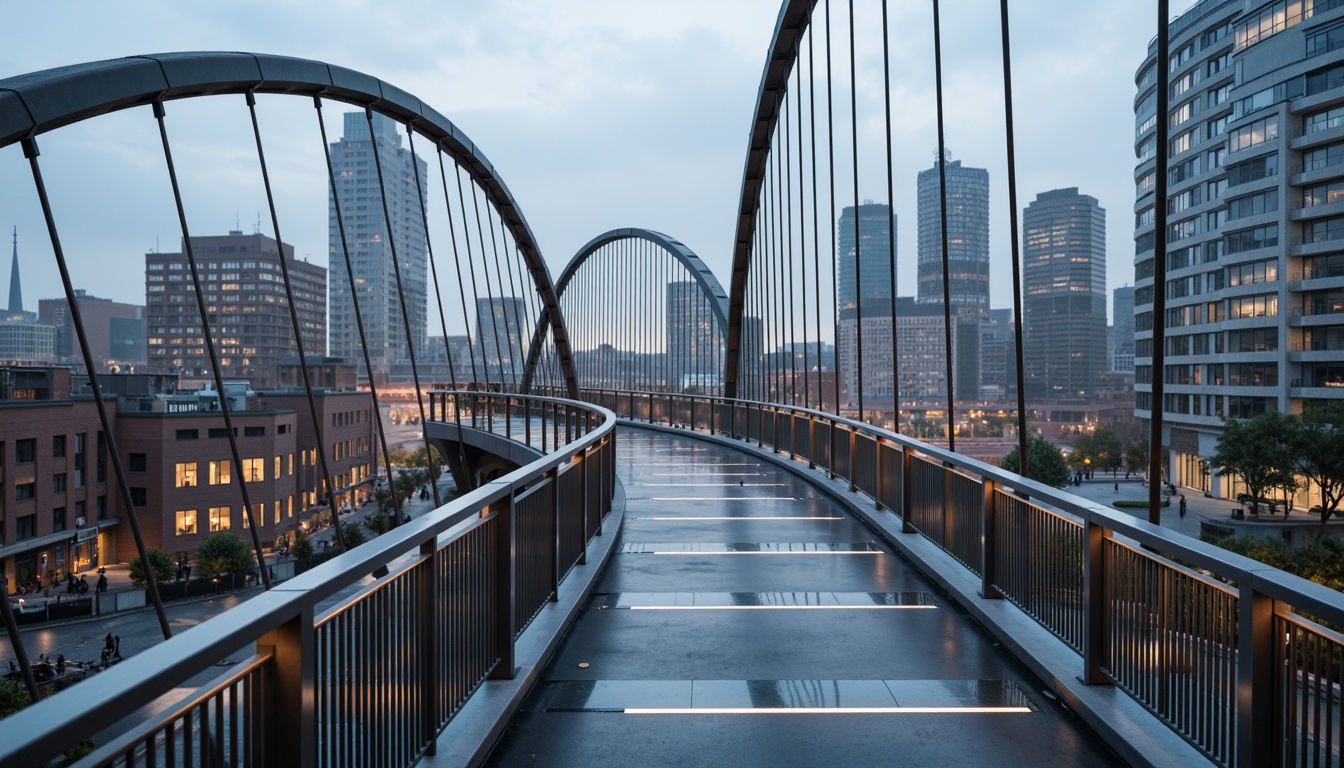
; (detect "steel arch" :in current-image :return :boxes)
[521,227,728,391]
[0,51,579,397]
[723,0,815,399]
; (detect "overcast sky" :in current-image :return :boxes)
[0,1,1173,331]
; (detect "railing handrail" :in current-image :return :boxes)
[0,391,615,767]
[583,387,1344,627]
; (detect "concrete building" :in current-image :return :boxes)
[665,282,720,390]
[1133,0,1344,498]
[980,307,1018,400]
[837,202,896,308]
[0,367,116,592]
[328,111,429,379]
[1111,285,1136,372]
[837,297,954,406]
[146,231,325,389]
[1022,188,1108,400]
[917,155,989,401]
[39,289,146,371]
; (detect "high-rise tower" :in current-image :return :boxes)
[1022,188,1107,400]
[916,155,989,401]
[837,203,896,308]
[916,156,990,319]
[328,112,428,379]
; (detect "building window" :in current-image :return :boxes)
[175,462,198,488]
[1227,115,1279,152]
[274,455,282,479]
[53,473,66,494]
[244,426,265,437]
[208,506,231,532]
[16,514,35,540]
[242,458,265,482]
[288,453,294,475]
[130,487,147,507]
[129,453,147,473]
[176,510,198,536]
[15,482,35,502]
[15,438,35,464]
[52,435,66,459]
[52,506,66,532]
[209,460,232,485]
[176,429,199,440]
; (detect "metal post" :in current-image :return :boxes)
[901,447,917,534]
[1082,519,1112,685]
[488,493,516,680]
[980,479,1002,600]
[257,606,316,767]
[1235,586,1274,767]
[417,539,440,753]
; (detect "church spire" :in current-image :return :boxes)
[7,226,21,315]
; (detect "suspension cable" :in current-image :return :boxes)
[153,101,271,588]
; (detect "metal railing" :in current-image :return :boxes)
[0,392,616,768]
[578,388,1344,768]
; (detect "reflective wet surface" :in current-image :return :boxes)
[485,428,1123,767]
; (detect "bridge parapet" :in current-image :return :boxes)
[0,394,616,768]
[580,387,1344,768]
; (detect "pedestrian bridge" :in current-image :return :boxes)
[2,391,1340,767]
[0,2,1342,766]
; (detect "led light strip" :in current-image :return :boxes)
[627,605,936,611]
[631,516,843,520]
[623,707,1031,715]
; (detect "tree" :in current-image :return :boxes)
[341,523,367,550]
[0,677,96,764]
[1073,428,1124,474]
[1211,411,1298,515]
[1290,406,1344,524]
[999,437,1070,488]
[290,529,314,561]
[1124,438,1148,477]
[193,532,256,581]
[128,547,175,586]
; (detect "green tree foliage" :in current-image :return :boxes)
[0,678,96,764]
[128,547,175,586]
[341,522,367,549]
[193,532,257,581]
[1211,411,1299,515]
[1071,428,1125,474]
[290,529,314,561]
[1124,438,1148,476]
[998,436,1070,488]
[1291,406,1344,524]
[1205,534,1344,592]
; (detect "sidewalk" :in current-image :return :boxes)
[1065,476,1326,540]
[9,475,457,624]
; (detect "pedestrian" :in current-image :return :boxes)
[114,636,122,661]
[1179,495,1187,518]
[1114,482,1118,493]
[97,573,108,593]
[56,654,65,675]
[739,478,745,486]
[78,576,89,594]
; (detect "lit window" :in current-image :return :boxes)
[209,460,232,485]
[175,462,198,488]
[176,509,198,535]
[208,506,230,532]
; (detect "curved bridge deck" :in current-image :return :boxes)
[484,427,1121,766]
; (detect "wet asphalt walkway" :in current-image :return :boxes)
[485,428,1122,767]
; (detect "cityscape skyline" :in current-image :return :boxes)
[0,1,1156,330]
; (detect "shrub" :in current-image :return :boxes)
[128,547,175,586]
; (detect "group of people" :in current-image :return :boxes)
[64,571,108,595]
[100,632,122,667]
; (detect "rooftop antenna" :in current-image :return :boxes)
[255,212,261,235]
